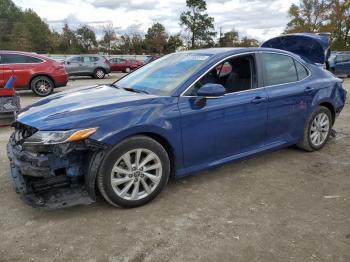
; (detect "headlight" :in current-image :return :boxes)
[24,128,97,145]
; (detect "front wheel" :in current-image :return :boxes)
[297,106,332,151]
[97,136,170,208]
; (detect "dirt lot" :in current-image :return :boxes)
[0,75,349,262]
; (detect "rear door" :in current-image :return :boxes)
[259,52,313,144]
[82,56,94,73]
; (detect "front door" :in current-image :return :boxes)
[66,56,83,74]
[179,54,268,168]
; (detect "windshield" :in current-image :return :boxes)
[114,53,211,96]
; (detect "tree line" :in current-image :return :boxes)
[286,0,350,50]
[0,0,349,55]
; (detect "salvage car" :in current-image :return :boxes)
[7,33,347,209]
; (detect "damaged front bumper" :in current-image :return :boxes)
[7,125,106,210]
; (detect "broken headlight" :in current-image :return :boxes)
[23,128,97,145]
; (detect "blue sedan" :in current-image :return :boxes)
[7,34,347,209]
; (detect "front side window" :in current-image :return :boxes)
[115,53,212,96]
[261,53,298,86]
[68,56,82,63]
[336,54,350,63]
[1,54,42,64]
[185,54,256,96]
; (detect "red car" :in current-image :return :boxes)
[0,51,68,96]
[109,58,144,73]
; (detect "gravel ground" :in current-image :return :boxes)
[0,75,349,262]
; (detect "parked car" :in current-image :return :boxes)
[0,51,68,97]
[109,58,144,73]
[329,52,350,76]
[7,34,347,209]
[144,55,161,64]
[65,55,111,79]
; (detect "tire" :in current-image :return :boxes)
[94,68,105,79]
[125,67,131,73]
[297,106,333,152]
[97,136,170,208]
[31,76,54,97]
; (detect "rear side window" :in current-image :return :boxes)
[295,60,309,80]
[336,54,350,63]
[68,56,83,63]
[83,56,99,62]
[1,54,42,64]
[261,53,298,86]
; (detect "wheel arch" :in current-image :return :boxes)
[95,67,106,73]
[319,101,335,124]
[85,131,177,201]
[29,74,56,89]
[133,132,176,178]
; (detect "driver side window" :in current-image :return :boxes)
[185,54,256,96]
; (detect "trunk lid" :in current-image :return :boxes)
[261,33,331,64]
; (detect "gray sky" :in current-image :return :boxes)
[13,0,298,41]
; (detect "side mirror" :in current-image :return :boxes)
[197,83,225,97]
[66,61,71,65]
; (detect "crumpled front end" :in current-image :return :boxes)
[7,122,106,210]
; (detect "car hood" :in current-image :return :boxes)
[261,33,331,64]
[17,85,157,130]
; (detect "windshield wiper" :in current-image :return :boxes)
[121,87,149,94]
[110,84,149,94]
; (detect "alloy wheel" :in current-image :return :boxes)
[110,148,162,201]
[34,79,52,96]
[96,69,105,79]
[309,112,330,147]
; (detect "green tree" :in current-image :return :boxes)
[58,23,81,53]
[180,0,216,48]
[145,23,168,54]
[165,34,184,53]
[130,34,145,54]
[8,21,32,50]
[328,0,350,50]
[285,0,331,33]
[0,0,22,49]
[218,29,239,47]
[237,37,259,47]
[21,9,52,52]
[99,27,117,51]
[76,25,97,51]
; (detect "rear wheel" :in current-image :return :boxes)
[97,136,170,208]
[297,106,332,151]
[124,67,131,73]
[31,76,54,97]
[94,68,105,79]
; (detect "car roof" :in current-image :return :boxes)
[0,50,55,61]
[177,47,307,63]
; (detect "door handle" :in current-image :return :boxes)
[251,96,267,104]
[304,87,314,93]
